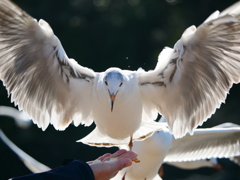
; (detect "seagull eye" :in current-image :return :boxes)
[105,81,108,86]
[119,82,123,87]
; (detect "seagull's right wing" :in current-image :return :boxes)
[164,127,240,162]
[0,0,95,130]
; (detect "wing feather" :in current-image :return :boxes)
[138,2,240,138]
[164,127,240,162]
[229,156,240,166]
[0,0,95,130]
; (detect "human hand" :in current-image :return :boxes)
[88,149,138,180]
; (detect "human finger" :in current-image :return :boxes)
[102,149,128,161]
[117,151,138,161]
[87,153,112,164]
[97,153,112,161]
[104,150,138,163]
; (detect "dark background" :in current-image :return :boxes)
[0,0,240,179]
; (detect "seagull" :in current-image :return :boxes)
[0,106,31,129]
[112,122,240,180]
[1,0,240,148]
[0,129,51,173]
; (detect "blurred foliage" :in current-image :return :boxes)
[0,0,240,179]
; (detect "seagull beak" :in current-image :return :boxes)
[110,94,116,112]
[108,90,118,112]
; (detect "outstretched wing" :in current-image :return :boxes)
[0,0,95,130]
[164,127,240,162]
[138,2,240,138]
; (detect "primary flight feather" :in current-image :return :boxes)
[1,0,240,146]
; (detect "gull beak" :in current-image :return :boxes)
[110,94,116,112]
[108,90,118,112]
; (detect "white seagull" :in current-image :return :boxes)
[1,0,240,148]
[112,122,240,180]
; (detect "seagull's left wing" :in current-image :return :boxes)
[138,2,240,138]
[164,127,240,162]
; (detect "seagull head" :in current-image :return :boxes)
[103,68,124,112]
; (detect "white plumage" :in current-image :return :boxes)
[165,158,221,170]
[1,0,240,146]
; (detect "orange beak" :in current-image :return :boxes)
[108,89,118,112]
[110,94,116,112]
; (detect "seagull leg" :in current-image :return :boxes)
[128,136,133,150]
[128,136,140,163]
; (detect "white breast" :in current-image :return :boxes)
[91,73,143,140]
